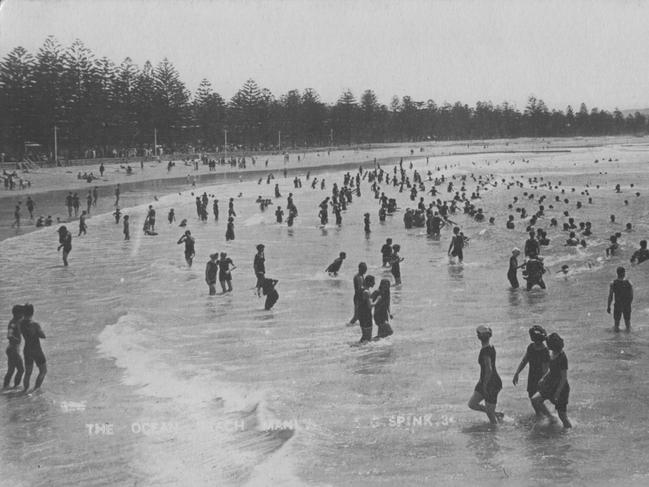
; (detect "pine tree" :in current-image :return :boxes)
[0,46,35,158]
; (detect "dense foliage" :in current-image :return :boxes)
[1,37,647,160]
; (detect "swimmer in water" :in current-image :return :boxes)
[607,266,633,332]
[630,240,649,265]
[325,252,346,277]
[177,230,195,267]
[513,325,550,416]
[531,333,572,428]
[468,326,503,425]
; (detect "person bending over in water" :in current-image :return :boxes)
[177,230,196,267]
[261,275,279,310]
[531,332,572,428]
[468,325,503,425]
[371,279,393,339]
[630,240,649,265]
[524,254,546,290]
[607,266,633,332]
[205,253,219,295]
[20,303,47,393]
[325,252,346,277]
[513,325,550,416]
[57,226,72,266]
[3,305,24,390]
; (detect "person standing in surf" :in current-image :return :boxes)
[123,215,130,240]
[531,332,572,428]
[358,275,375,343]
[390,244,404,285]
[218,252,235,293]
[3,305,24,390]
[20,303,47,393]
[513,325,550,416]
[348,262,367,325]
[448,226,464,264]
[57,225,72,266]
[205,253,219,296]
[607,266,633,331]
[254,244,266,297]
[177,230,196,267]
[225,217,235,241]
[372,279,393,339]
[507,248,523,289]
[468,325,503,425]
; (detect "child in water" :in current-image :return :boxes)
[371,279,393,339]
[513,325,550,416]
[468,326,503,425]
[531,333,572,428]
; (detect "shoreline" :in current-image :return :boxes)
[2,135,647,242]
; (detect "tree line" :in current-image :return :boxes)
[1,36,648,161]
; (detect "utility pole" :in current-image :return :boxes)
[154,127,157,158]
[278,130,281,151]
[54,125,58,165]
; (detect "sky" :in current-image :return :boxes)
[1,0,649,111]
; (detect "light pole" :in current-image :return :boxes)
[278,130,281,151]
[153,127,157,159]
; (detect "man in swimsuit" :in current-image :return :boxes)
[205,253,219,295]
[630,240,649,265]
[348,262,367,325]
[57,225,72,266]
[3,305,24,390]
[254,244,266,297]
[448,226,464,264]
[381,239,393,267]
[20,304,47,392]
[177,230,196,267]
[607,266,633,331]
[218,252,235,293]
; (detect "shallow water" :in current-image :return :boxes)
[1,146,649,486]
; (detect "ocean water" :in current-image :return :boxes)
[2,146,649,486]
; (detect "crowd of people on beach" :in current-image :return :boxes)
[4,148,648,429]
